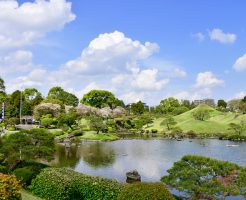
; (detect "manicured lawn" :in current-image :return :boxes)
[147,104,246,135]
[21,190,43,200]
[80,131,119,141]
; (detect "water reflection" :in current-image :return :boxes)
[52,139,246,183]
[79,142,115,168]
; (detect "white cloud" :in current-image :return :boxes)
[171,68,187,77]
[192,32,205,42]
[233,53,246,71]
[209,28,236,44]
[195,71,224,88]
[62,31,159,75]
[0,50,33,75]
[0,0,75,49]
[119,91,149,103]
[131,69,169,90]
[234,91,246,99]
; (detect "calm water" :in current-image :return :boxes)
[52,139,246,183]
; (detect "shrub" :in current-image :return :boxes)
[186,130,197,138]
[70,129,83,137]
[151,129,158,133]
[13,168,35,187]
[171,127,183,134]
[145,130,149,134]
[0,173,21,200]
[117,182,175,200]
[30,168,124,200]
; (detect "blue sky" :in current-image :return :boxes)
[0,0,245,105]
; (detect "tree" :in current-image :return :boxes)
[161,155,246,200]
[81,90,124,109]
[1,129,55,165]
[192,108,210,121]
[171,106,189,115]
[131,101,145,115]
[0,77,5,93]
[228,99,241,112]
[217,99,227,109]
[48,86,79,107]
[57,109,79,130]
[89,116,106,134]
[239,96,246,114]
[157,97,180,114]
[34,103,61,120]
[161,115,177,130]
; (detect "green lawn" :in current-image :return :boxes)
[147,104,246,135]
[21,190,43,200]
[80,131,119,141]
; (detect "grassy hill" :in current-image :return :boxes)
[147,104,246,135]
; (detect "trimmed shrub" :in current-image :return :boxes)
[30,168,124,200]
[0,173,21,200]
[70,129,83,137]
[117,182,175,200]
[151,129,158,133]
[13,168,35,187]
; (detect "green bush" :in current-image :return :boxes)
[7,127,16,131]
[13,168,35,187]
[30,168,124,200]
[70,129,83,136]
[186,130,197,138]
[117,182,175,200]
[145,130,149,134]
[151,129,158,133]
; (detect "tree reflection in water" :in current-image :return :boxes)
[80,142,115,168]
[54,144,81,168]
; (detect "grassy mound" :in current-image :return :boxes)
[117,182,175,200]
[148,104,246,135]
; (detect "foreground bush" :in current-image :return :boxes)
[30,168,124,200]
[0,173,21,200]
[117,182,175,200]
[161,155,246,199]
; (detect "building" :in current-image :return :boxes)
[193,98,215,107]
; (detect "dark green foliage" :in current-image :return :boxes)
[171,106,189,115]
[117,182,175,200]
[151,129,158,133]
[81,89,124,109]
[161,155,246,199]
[57,109,79,129]
[0,77,5,92]
[30,168,124,200]
[13,167,35,187]
[70,129,83,136]
[48,86,79,106]
[217,99,227,109]
[1,129,55,164]
[130,101,145,115]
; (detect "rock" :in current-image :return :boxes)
[126,170,141,183]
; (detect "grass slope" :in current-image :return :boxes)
[21,190,43,200]
[149,104,246,135]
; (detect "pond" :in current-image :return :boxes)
[52,139,246,183]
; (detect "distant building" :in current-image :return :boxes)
[193,98,215,107]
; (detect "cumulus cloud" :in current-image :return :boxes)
[0,50,33,75]
[131,69,169,90]
[233,53,246,71]
[62,31,159,75]
[195,71,224,88]
[0,0,75,49]
[209,28,236,44]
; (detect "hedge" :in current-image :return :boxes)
[117,182,175,200]
[0,173,21,200]
[30,167,124,200]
